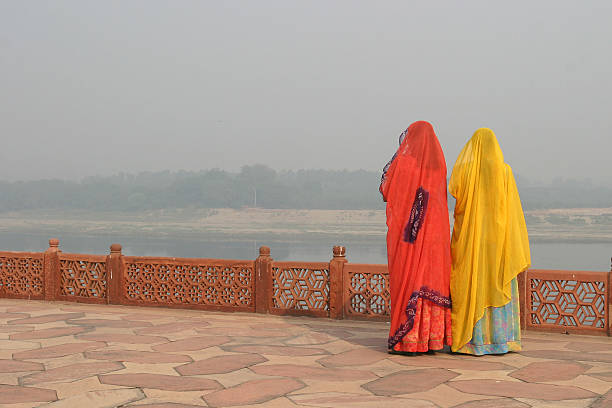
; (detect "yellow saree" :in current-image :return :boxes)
[449,128,531,352]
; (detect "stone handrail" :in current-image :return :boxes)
[0,239,610,336]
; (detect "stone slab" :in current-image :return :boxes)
[591,389,612,408]
[153,336,231,352]
[198,327,288,338]
[520,350,612,363]
[21,361,125,385]
[290,392,436,407]
[9,313,85,325]
[0,359,44,373]
[251,363,376,382]
[362,369,459,395]
[176,353,266,375]
[127,404,204,408]
[390,354,514,371]
[509,361,591,382]
[13,341,105,359]
[99,373,221,391]
[0,384,57,404]
[38,388,145,408]
[221,344,328,356]
[85,349,192,364]
[317,348,387,367]
[202,378,305,407]
[10,326,89,340]
[78,333,167,344]
[67,318,152,328]
[448,379,598,400]
[135,321,210,335]
[453,399,530,408]
[565,341,612,353]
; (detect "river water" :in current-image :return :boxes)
[0,232,610,272]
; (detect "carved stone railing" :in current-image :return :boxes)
[57,253,108,303]
[121,256,255,312]
[519,269,610,336]
[343,263,390,320]
[0,251,44,299]
[0,239,610,337]
[269,261,330,317]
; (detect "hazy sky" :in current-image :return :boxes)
[1,1,611,185]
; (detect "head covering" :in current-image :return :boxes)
[449,128,531,351]
[381,121,452,351]
[380,121,446,201]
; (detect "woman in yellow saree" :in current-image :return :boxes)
[449,128,531,355]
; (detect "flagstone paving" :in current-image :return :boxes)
[0,298,610,407]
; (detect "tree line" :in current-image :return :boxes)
[0,165,610,212]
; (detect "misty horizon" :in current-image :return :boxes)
[2,1,611,186]
[0,165,609,189]
[2,165,612,212]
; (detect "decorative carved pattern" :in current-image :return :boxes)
[388,286,451,349]
[345,268,390,317]
[404,186,429,243]
[271,264,329,311]
[0,253,44,297]
[529,277,607,329]
[124,261,253,307]
[59,257,107,298]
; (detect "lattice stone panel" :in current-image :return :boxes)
[60,257,107,298]
[0,253,44,297]
[271,264,329,312]
[124,261,253,307]
[529,277,607,329]
[346,267,390,317]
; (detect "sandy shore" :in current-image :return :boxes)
[0,207,611,242]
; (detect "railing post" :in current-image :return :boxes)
[517,270,527,330]
[255,246,272,314]
[608,258,612,337]
[329,245,347,319]
[43,238,60,301]
[106,244,124,305]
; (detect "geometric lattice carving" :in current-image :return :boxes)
[59,258,107,298]
[346,270,390,317]
[0,253,44,297]
[125,261,253,307]
[271,265,329,311]
[530,278,607,328]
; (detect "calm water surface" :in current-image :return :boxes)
[0,232,610,272]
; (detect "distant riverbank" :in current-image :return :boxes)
[1,208,611,243]
[1,208,610,270]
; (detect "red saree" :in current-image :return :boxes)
[380,121,452,353]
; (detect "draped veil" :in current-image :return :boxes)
[381,121,452,352]
[449,128,531,352]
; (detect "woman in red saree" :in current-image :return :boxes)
[380,121,452,353]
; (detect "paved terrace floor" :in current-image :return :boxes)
[0,299,610,408]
